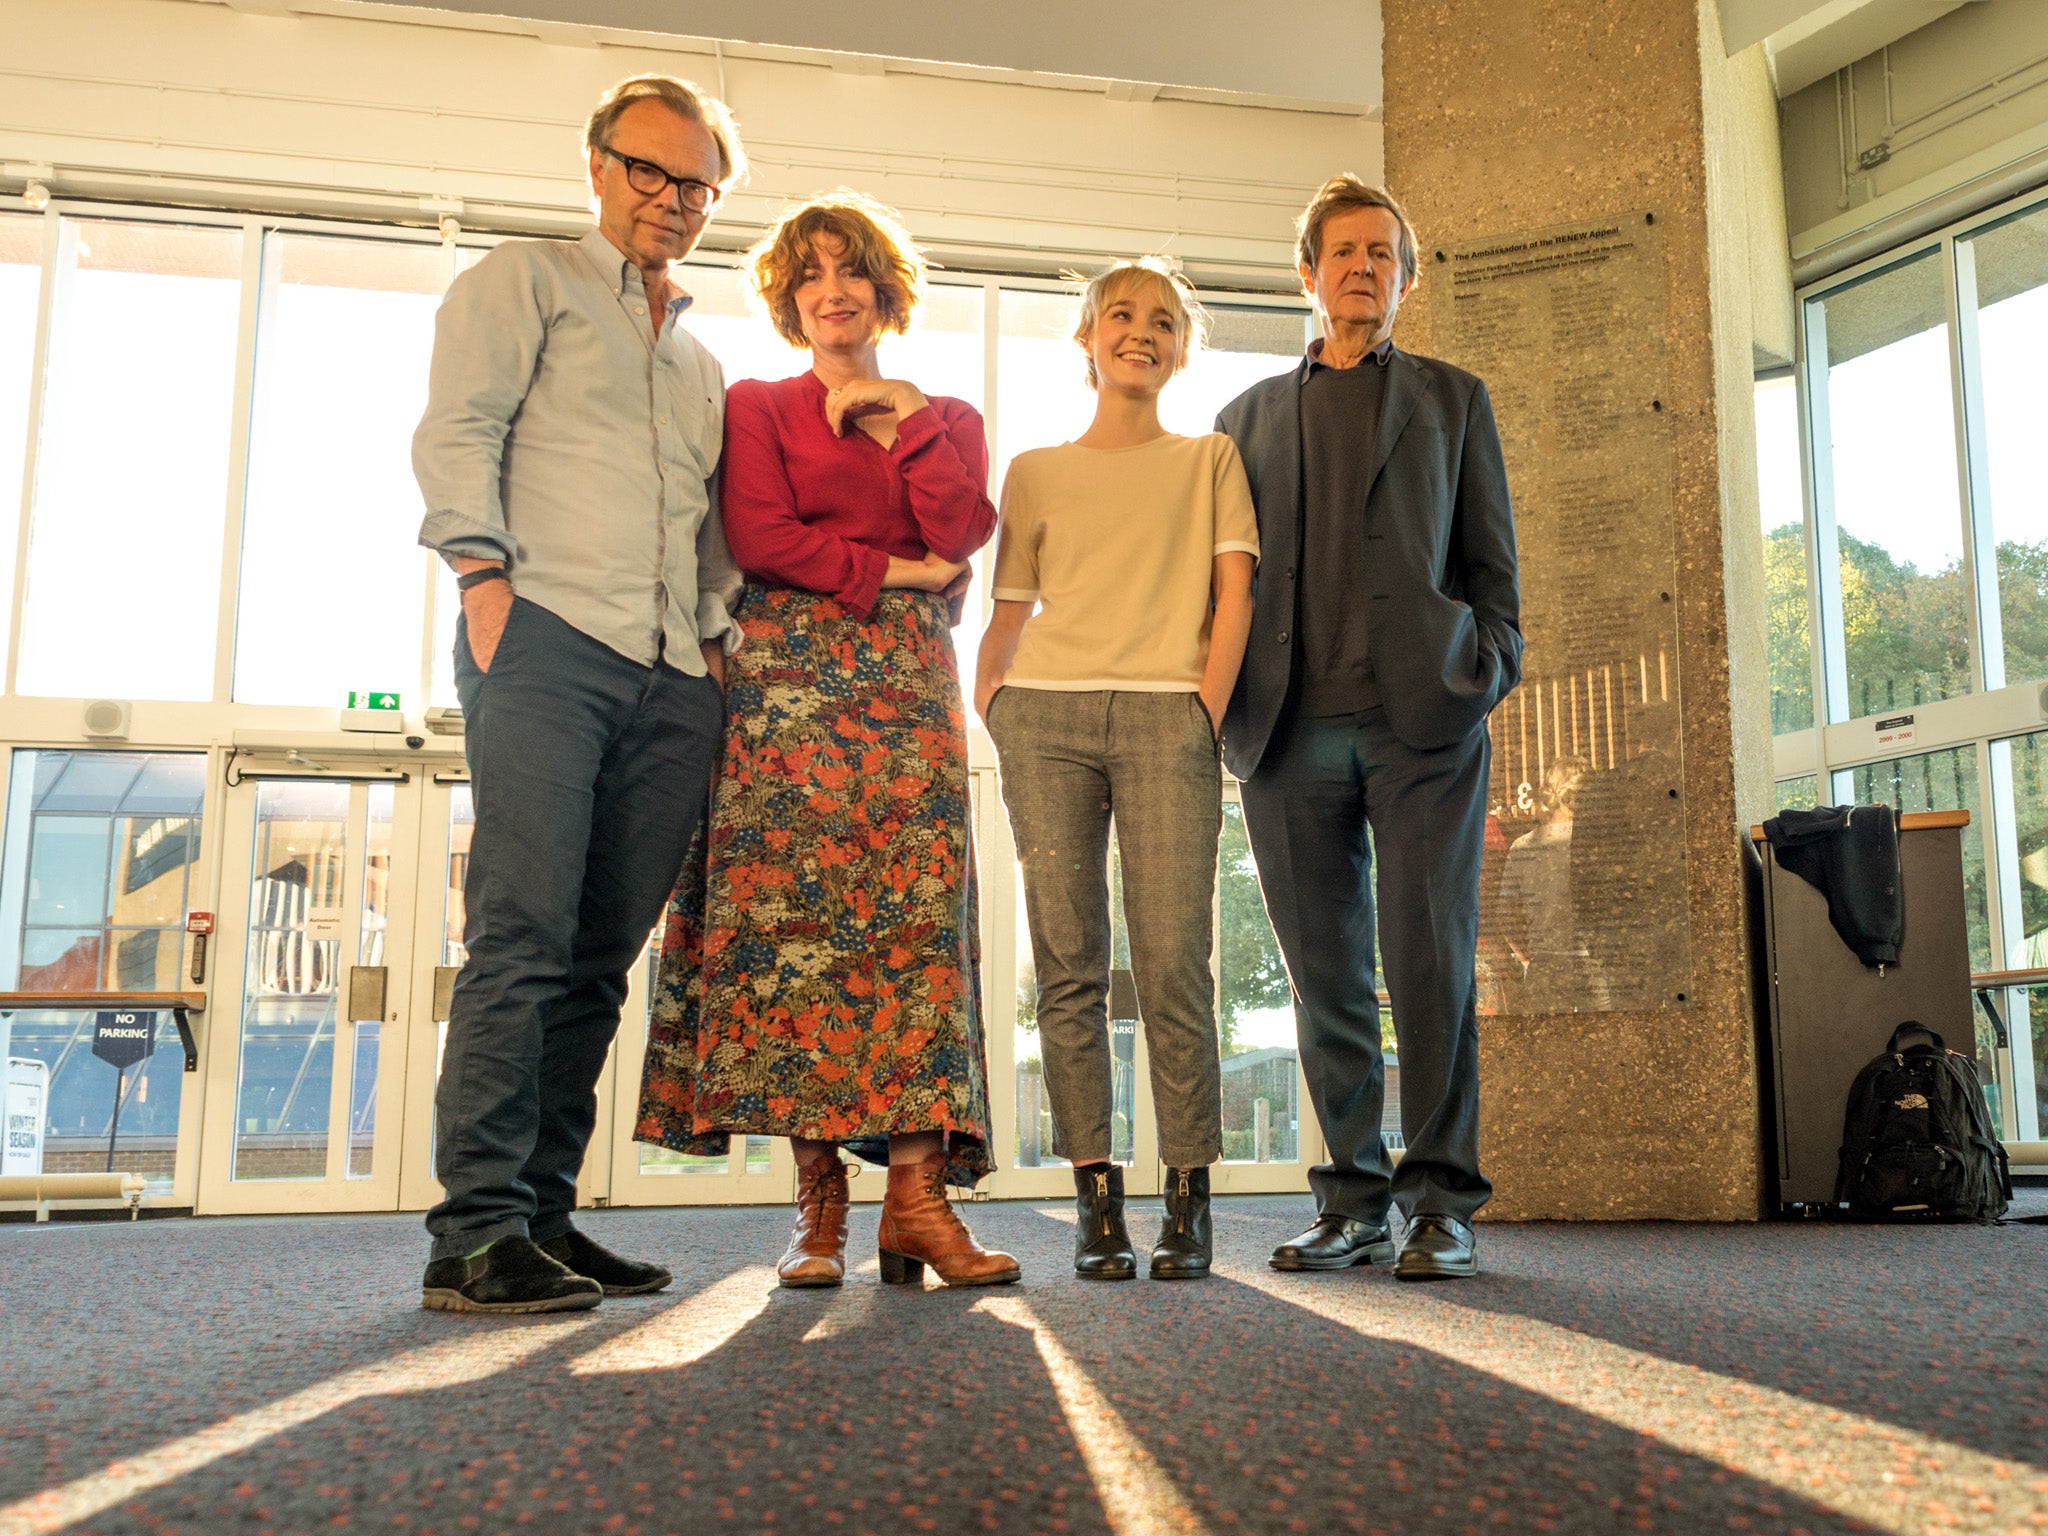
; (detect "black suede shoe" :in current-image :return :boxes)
[538,1227,673,1295]
[1073,1165,1138,1281]
[1269,1213,1396,1272]
[1395,1214,1477,1281]
[1150,1166,1212,1280]
[422,1235,604,1315]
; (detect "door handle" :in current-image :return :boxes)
[432,966,460,1023]
[348,966,388,1022]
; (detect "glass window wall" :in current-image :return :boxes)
[1813,250,1971,720]
[0,749,205,1187]
[235,233,442,707]
[1964,203,2048,692]
[1778,184,2048,1145]
[18,220,243,700]
[1219,800,1297,1163]
[1997,729,2048,1142]
[1774,776,1819,813]
[1755,375,1812,733]
[0,212,42,682]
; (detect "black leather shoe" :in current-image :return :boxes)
[1073,1165,1138,1280]
[1395,1214,1477,1281]
[1269,1213,1396,1271]
[1151,1166,1212,1280]
[538,1227,672,1296]
[422,1235,603,1315]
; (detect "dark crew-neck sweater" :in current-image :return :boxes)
[1294,337,1393,717]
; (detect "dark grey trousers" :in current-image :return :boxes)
[428,598,724,1260]
[989,688,1223,1170]
[1238,706,1492,1225]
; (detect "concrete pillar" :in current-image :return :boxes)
[1381,0,1783,1218]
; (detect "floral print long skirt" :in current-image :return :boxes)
[635,585,994,1187]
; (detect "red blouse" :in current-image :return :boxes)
[719,371,997,616]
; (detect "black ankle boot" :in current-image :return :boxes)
[1073,1164,1137,1280]
[1151,1166,1212,1280]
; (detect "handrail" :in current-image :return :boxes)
[0,991,205,1011]
[1969,968,2048,990]
[0,991,206,1071]
[1968,971,2048,1055]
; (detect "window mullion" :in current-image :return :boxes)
[1797,299,1848,734]
[1981,736,2028,1138]
[5,209,63,700]
[1951,236,2003,697]
[415,242,464,717]
[210,222,267,706]
[1945,235,1998,696]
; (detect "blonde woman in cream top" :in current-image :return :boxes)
[975,257,1256,1283]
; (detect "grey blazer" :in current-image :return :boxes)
[1216,346,1523,778]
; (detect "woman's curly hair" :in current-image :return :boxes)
[746,190,926,349]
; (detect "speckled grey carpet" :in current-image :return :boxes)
[2,1192,2044,1535]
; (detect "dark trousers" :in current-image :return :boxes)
[428,598,723,1260]
[1239,706,1492,1226]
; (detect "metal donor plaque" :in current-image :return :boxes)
[1431,212,1692,1015]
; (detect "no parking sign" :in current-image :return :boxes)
[91,1011,157,1070]
[91,1012,156,1172]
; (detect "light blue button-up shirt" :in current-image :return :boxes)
[413,228,740,672]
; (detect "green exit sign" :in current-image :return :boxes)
[347,691,402,712]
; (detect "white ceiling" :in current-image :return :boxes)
[334,0,1384,112]
[1718,0,1980,95]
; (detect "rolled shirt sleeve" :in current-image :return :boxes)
[412,250,542,569]
[694,467,745,655]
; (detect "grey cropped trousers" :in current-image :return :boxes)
[988,687,1223,1170]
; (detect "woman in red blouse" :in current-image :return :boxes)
[636,191,1017,1290]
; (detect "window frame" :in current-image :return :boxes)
[1777,180,2048,1145]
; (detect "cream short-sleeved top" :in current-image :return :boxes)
[990,432,1259,691]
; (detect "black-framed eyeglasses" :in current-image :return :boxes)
[599,146,722,212]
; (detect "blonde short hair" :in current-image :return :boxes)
[1295,175,1418,286]
[1072,257,1207,390]
[584,75,747,188]
[746,191,926,349]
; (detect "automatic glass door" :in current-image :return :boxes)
[196,774,422,1213]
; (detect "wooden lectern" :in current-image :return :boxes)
[1751,810,1974,1211]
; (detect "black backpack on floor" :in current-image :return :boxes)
[1834,1022,2010,1222]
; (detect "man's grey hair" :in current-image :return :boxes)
[584,74,748,189]
[1295,174,1418,286]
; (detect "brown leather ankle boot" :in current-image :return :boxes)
[877,1153,1020,1287]
[778,1156,850,1288]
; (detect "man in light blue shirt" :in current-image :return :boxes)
[411,74,745,1315]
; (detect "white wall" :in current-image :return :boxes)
[373,0,1382,112]
[1779,0,2048,276]
[0,0,1382,285]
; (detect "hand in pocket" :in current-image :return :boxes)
[463,583,514,673]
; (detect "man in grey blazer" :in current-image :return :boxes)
[1218,175,1521,1280]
